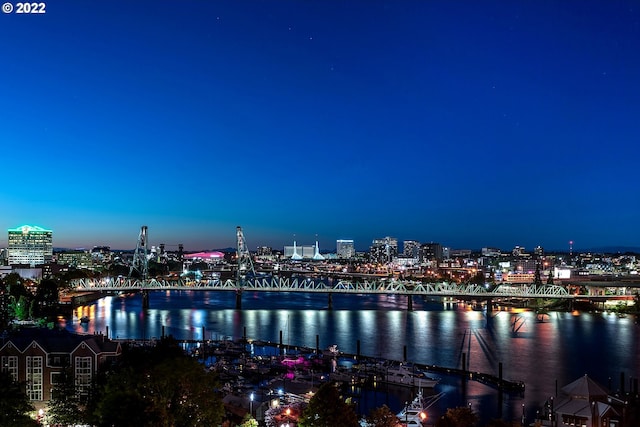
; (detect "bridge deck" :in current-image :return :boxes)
[70,276,637,300]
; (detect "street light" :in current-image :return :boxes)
[250,392,254,417]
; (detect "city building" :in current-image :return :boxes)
[57,251,93,269]
[481,247,501,257]
[0,328,121,404]
[420,242,443,263]
[283,243,315,260]
[256,246,273,256]
[336,239,355,259]
[550,375,626,427]
[512,245,526,257]
[90,246,112,263]
[7,225,53,267]
[370,237,398,263]
[403,240,420,258]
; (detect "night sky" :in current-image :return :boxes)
[1,1,639,252]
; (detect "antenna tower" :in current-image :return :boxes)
[236,226,255,279]
[569,240,573,257]
[130,225,149,279]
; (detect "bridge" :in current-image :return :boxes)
[69,275,637,310]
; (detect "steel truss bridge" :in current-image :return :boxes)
[70,276,635,300]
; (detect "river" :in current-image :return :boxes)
[64,290,640,424]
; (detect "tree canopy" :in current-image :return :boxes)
[0,371,39,427]
[89,337,224,427]
[297,381,359,427]
[435,406,479,427]
[366,404,400,427]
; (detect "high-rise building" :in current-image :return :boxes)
[336,239,355,259]
[420,242,443,263]
[8,225,53,266]
[403,240,420,257]
[370,237,398,263]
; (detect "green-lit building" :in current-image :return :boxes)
[7,225,53,266]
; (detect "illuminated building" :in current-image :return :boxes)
[370,237,397,263]
[336,239,355,259]
[481,247,501,257]
[403,240,420,257]
[7,225,53,267]
[420,242,443,263]
[283,242,314,259]
[57,251,93,269]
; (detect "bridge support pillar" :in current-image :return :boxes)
[142,290,149,310]
[235,290,242,310]
[487,298,493,313]
[407,295,413,311]
[327,293,333,310]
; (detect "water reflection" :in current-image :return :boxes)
[66,291,639,423]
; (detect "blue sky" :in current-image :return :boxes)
[1,1,639,252]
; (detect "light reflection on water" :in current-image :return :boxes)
[66,291,640,423]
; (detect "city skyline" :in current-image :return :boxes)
[2,1,639,252]
[3,222,637,254]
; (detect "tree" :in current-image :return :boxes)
[366,404,400,427]
[3,273,28,299]
[297,381,359,427]
[546,268,554,285]
[239,414,259,427]
[47,368,85,426]
[92,367,149,427]
[90,338,224,427]
[35,278,59,302]
[8,295,30,320]
[435,406,478,427]
[533,263,543,286]
[0,370,39,427]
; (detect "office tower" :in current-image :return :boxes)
[403,240,420,257]
[336,239,355,259]
[420,242,443,263]
[370,237,398,263]
[8,225,53,266]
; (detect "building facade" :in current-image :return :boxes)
[370,237,398,263]
[403,240,420,258]
[336,239,355,259]
[0,328,121,404]
[8,225,53,267]
[420,242,443,263]
[283,245,315,259]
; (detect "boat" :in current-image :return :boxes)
[373,363,439,389]
[397,392,429,426]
